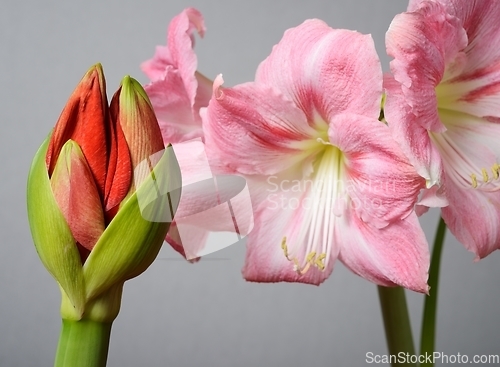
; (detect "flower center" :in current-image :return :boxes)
[432,98,500,190]
[281,138,345,275]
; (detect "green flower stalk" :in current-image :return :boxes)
[27,64,180,367]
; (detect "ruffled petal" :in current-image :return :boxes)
[386,1,467,132]
[442,176,500,259]
[434,0,500,74]
[141,8,210,144]
[338,209,429,293]
[329,113,425,228]
[144,71,204,144]
[165,7,205,92]
[141,7,205,83]
[384,75,444,186]
[404,1,500,121]
[256,19,382,123]
[141,45,172,81]
[203,76,317,175]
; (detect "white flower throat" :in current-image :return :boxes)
[434,81,500,191]
[281,129,346,275]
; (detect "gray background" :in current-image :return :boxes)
[1,0,499,366]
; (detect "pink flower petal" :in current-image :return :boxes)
[141,45,171,81]
[144,72,204,144]
[166,221,205,263]
[415,184,448,216]
[384,75,444,186]
[203,19,429,288]
[166,140,255,260]
[442,176,500,259]
[338,209,429,293]
[328,113,425,229]
[410,0,500,75]
[387,0,500,260]
[386,1,467,132]
[434,111,500,191]
[255,19,382,123]
[166,8,205,91]
[242,188,337,285]
[203,77,317,176]
[404,1,500,121]
[141,8,211,144]
[141,7,205,83]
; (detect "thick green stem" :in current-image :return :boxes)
[420,216,447,366]
[378,286,416,367]
[54,283,123,367]
[54,319,112,367]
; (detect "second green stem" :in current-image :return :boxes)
[420,216,447,366]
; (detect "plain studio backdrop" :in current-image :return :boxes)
[1,1,499,366]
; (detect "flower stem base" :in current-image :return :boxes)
[54,319,112,367]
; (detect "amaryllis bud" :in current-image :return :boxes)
[27,64,179,321]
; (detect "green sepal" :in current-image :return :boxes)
[83,147,180,300]
[27,136,86,315]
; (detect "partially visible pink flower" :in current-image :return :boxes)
[202,20,429,292]
[385,0,500,258]
[141,9,251,262]
[141,8,214,261]
[141,7,212,144]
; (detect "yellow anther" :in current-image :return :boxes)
[471,173,478,188]
[306,252,317,263]
[482,168,489,183]
[281,238,327,274]
[492,164,500,180]
[281,237,291,260]
[315,253,327,271]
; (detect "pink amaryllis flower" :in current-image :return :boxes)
[385,0,500,258]
[141,8,214,260]
[141,8,254,261]
[202,20,430,292]
[141,7,212,144]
